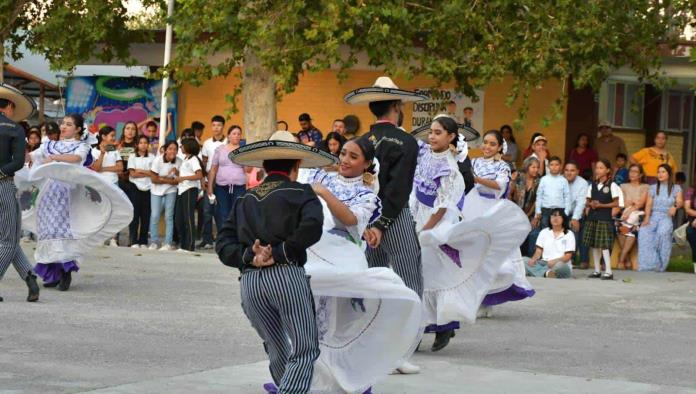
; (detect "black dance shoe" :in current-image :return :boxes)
[0,295,3,302]
[432,330,455,352]
[58,271,72,291]
[26,274,39,302]
[43,281,59,288]
[601,273,614,280]
[588,272,601,278]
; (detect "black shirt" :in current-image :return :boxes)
[0,113,26,178]
[363,122,419,232]
[215,173,324,273]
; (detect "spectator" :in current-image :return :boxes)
[500,124,518,169]
[616,164,649,270]
[595,120,628,167]
[177,128,198,160]
[585,159,621,280]
[529,134,550,175]
[684,176,696,274]
[191,121,204,143]
[26,129,41,153]
[613,153,629,185]
[567,133,597,180]
[118,121,139,235]
[137,113,173,153]
[638,164,683,272]
[199,115,228,249]
[524,208,574,278]
[91,126,124,247]
[331,118,347,136]
[533,156,570,229]
[674,171,688,228]
[149,141,181,251]
[522,132,550,159]
[511,156,540,220]
[630,131,678,184]
[127,135,154,248]
[297,113,323,147]
[563,160,589,268]
[44,121,60,142]
[207,125,248,230]
[323,131,346,157]
[277,120,289,131]
[463,106,474,127]
[175,138,204,253]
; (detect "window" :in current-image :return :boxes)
[661,90,693,132]
[605,82,644,129]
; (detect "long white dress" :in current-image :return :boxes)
[469,157,535,306]
[17,139,132,283]
[303,170,422,394]
[411,143,530,331]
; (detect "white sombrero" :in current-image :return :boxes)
[229,130,338,168]
[0,83,36,122]
[411,115,480,142]
[344,76,428,105]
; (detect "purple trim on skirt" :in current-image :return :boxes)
[482,284,535,306]
[424,321,460,333]
[34,261,79,283]
[439,244,462,268]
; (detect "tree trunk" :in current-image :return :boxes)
[242,49,276,142]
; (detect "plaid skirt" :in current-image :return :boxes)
[583,220,614,250]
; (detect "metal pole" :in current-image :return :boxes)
[158,0,175,149]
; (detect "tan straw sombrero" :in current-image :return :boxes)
[411,115,480,142]
[344,76,428,105]
[229,130,338,168]
[0,83,36,122]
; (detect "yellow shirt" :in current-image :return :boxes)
[631,147,678,177]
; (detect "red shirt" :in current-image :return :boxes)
[567,147,598,176]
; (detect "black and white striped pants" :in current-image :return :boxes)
[240,265,319,394]
[366,208,423,298]
[0,179,34,281]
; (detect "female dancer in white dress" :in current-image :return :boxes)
[410,116,530,352]
[265,138,422,394]
[468,130,535,316]
[24,114,132,290]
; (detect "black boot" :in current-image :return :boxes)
[43,281,59,288]
[58,271,72,291]
[26,274,40,302]
[432,330,455,352]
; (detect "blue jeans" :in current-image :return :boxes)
[150,192,176,245]
[524,258,572,278]
[573,218,589,265]
[214,184,246,227]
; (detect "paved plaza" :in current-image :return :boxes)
[1,244,695,393]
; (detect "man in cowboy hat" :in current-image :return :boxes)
[216,130,337,393]
[0,83,40,302]
[344,76,426,374]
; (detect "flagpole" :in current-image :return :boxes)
[158,0,175,149]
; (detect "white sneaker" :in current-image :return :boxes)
[131,244,141,249]
[109,239,119,247]
[148,243,158,250]
[390,360,420,375]
[176,248,191,253]
[159,244,173,251]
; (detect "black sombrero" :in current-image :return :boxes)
[229,131,338,168]
[411,115,480,142]
[344,76,428,105]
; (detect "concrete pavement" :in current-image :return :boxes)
[1,244,695,393]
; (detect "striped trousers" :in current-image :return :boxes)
[366,208,423,298]
[240,265,319,394]
[0,179,34,281]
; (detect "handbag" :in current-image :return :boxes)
[673,222,689,247]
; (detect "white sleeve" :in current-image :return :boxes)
[611,182,622,199]
[150,157,160,172]
[433,171,465,213]
[535,229,548,249]
[201,141,211,159]
[346,191,380,241]
[565,232,576,252]
[127,158,135,170]
[91,147,101,161]
[189,157,202,172]
[586,184,592,199]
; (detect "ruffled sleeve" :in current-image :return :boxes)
[433,169,465,213]
[345,190,381,242]
[74,142,91,164]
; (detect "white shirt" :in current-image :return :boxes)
[201,137,227,171]
[150,155,182,196]
[586,181,623,205]
[128,155,155,191]
[536,228,576,261]
[178,155,202,195]
[91,147,121,184]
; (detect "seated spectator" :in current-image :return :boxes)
[511,156,540,220]
[683,177,696,274]
[630,131,678,184]
[567,133,597,180]
[322,131,346,158]
[616,164,649,270]
[524,208,574,278]
[43,121,60,142]
[331,118,347,136]
[297,113,323,147]
[563,160,588,268]
[613,153,629,185]
[638,164,683,272]
[674,171,688,227]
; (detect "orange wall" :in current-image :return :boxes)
[178,70,567,163]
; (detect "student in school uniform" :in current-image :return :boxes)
[127,135,154,248]
[175,138,204,252]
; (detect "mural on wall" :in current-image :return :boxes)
[65,76,177,141]
[411,88,485,145]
